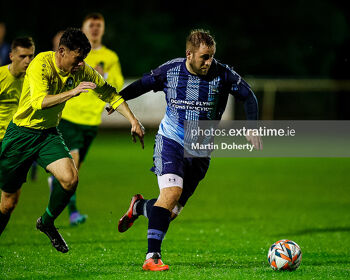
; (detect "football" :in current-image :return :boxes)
[267,239,302,271]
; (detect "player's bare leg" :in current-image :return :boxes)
[46,157,78,192]
[37,157,78,253]
[0,190,21,235]
[154,186,182,211]
[48,150,86,226]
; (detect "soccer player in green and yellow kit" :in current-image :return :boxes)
[0,37,35,142]
[48,13,125,225]
[0,28,144,253]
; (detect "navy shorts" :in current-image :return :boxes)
[151,134,210,206]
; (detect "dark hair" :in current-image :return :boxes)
[83,12,104,24]
[59,27,91,57]
[186,29,216,51]
[11,37,35,51]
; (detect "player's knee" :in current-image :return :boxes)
[59,172,78,192]
[66,174,78,192]
[0,197,18,214]
[156,187,182,210]
[162,187,182,202]
[167,187,182,202]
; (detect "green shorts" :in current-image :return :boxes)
[58,119,98,162]
[0,121,71,193]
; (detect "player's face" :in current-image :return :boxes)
[186,43,215,76]
[58,47,85,73]
[10,46,35,74]
[82,18,105,43]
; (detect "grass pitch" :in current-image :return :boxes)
[0,130,349,279]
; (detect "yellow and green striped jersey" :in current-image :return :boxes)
[62,46,124,126]
[13,51,124,130]
[0,64,24,140]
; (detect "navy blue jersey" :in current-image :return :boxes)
[138,58,257,146]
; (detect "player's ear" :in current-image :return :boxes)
[186,49,192,60]
[57,46,65,57]
[9,51,14,62]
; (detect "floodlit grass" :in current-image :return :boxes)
[1,130,349,279]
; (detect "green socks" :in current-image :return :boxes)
[68,193,78,215]
[42,178,75,225]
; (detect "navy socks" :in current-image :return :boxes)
[136,198,156,218]
[147,206,171,253]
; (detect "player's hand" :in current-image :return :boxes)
[131,120,145,149]
[105,102,145,149]
[105,106,114,115]
[72,82,96,97]
[245,129,263,150]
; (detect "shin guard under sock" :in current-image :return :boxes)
[147,206,171,253]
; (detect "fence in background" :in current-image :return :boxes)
[248,79,350,120]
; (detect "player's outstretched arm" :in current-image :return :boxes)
[113,101,145,149]
[41,82,96,108]
[243,91,263,150]
[119,79,150,101]
[235,80,263,150]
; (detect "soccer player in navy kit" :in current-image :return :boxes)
[117,29,262,271]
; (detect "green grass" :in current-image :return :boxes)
[1,130,350,279]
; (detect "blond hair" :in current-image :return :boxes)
[186,29,216,52]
